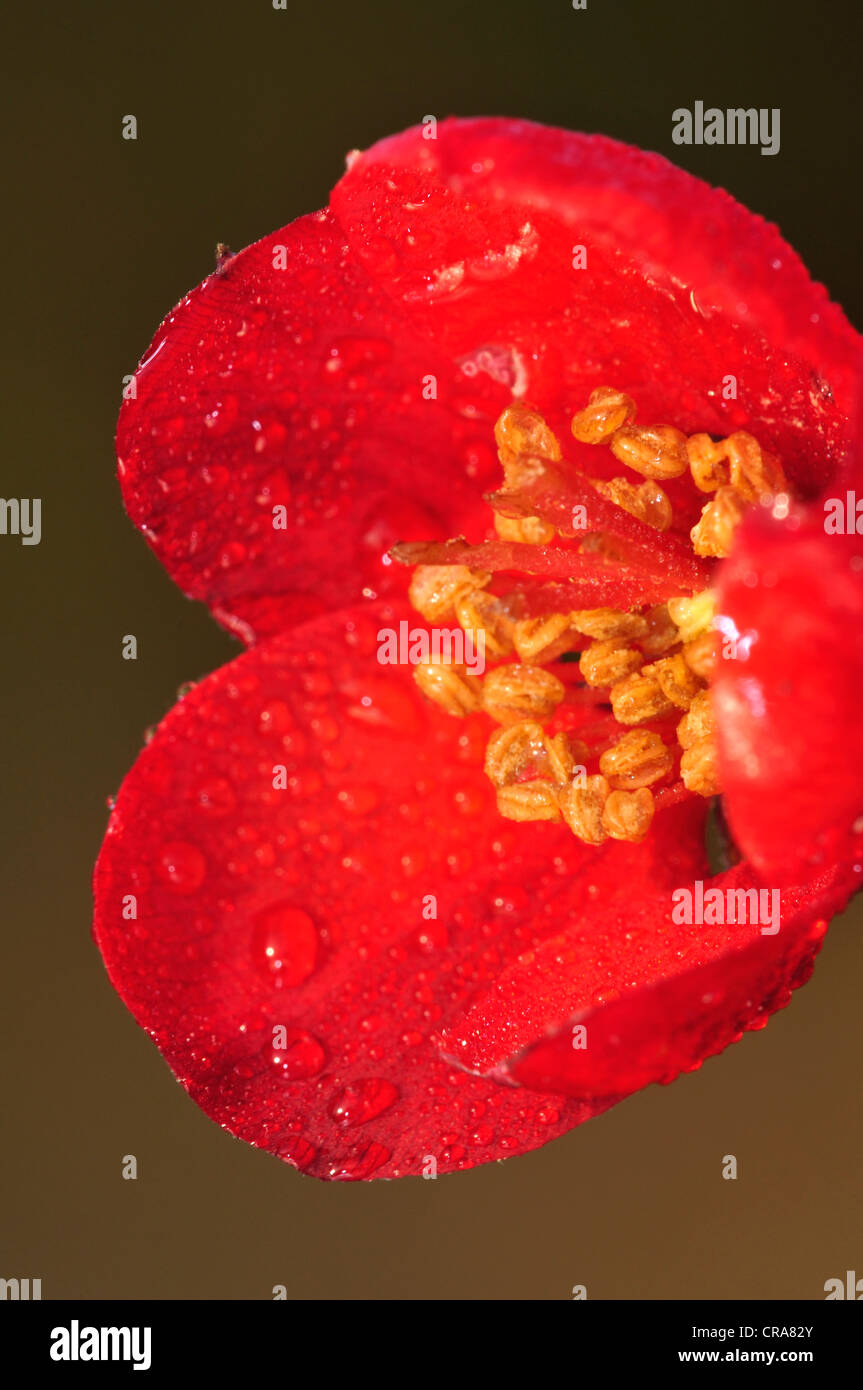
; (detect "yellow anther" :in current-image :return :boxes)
[511,612,574,665]
[687,430,787,504]
[725,431,787,502]
[484,722,580,789]
[638,604,680,657]
[593,476,673,531]
[680,739,721,797]
[677,689,716,749]
[494,403,562,471]
[414,661,482,716]
[558,774,610,845]
[609,424,689,480]
[599,729,674,789]
[570,607,649,641]
[493,511,557,544]
[691,485,747,557]
[682,631,718,680]
[686,433,729,492]
[601,787,655,842]
[610,670,675,725]
[643,653,703,709]
[544,730,583,785]
[571,387,636,444]
[496,780,562,822]
[484,721,545,786]
[409,564,490,622]
[482,664,566,724]
[453,588,514,660]
[667,590,715,643]
[579,639,644,687]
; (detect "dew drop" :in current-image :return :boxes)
[218,541,246,569]
[279,1134,317,1170]
[327,1077,399,1127]
[258,700,294,736]
[273,1028,326,1080]
[156,841,206,893]
[327,1141,391,1180]
[193,776,237,815]
[252,903,318,986]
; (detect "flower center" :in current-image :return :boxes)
[395,388,790,846]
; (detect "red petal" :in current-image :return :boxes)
[117,211,496,641]
[96,602,710,1178]
[121,119,859,644]
[333,118,858,482]
[715,504,863,876]
[444,858,856,1097]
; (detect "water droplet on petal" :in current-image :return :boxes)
[252,903,318,986]
[193,776,237,815]
[157,841,206,893]
[273,1029,326,1080]
[327,1141,391,1180]
[279,1134,317,1170]
[328,1077,399,1126]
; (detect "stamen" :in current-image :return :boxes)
[494,403,561,474]
[593,476,673,530]
[686,433,729,492]
[579,639,644,687]
[678,691,721,797]
[642,653,703,709]
[687,430,788,504]
[482,664,566,724]
[599,729,674,789]
[409,564,490,622]
[680,739,721,797]
[691,485,747,557]
[609,424,689,480]
[638,604,679,657]
[725,431,787,501]
[667,590,715,643]
[571,387,636,444]
[414,660,482,716]
[682,631,718,680]
[484,721,581,788]
[497,781,562,822]
[511,613,574,665]
[610,670,675,725]
[601,787,655,842]
[677,689,716,748]
[571,608,649,641]
[453,588,515,660]
[558,775,610,844]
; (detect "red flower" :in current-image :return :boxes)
[95,118,863,1180]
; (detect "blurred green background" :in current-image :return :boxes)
[2,0,861,1299]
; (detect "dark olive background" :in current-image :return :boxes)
[2,0,861,1301]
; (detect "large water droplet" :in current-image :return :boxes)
[328,1077,399,1127]
[252,904,318,986]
